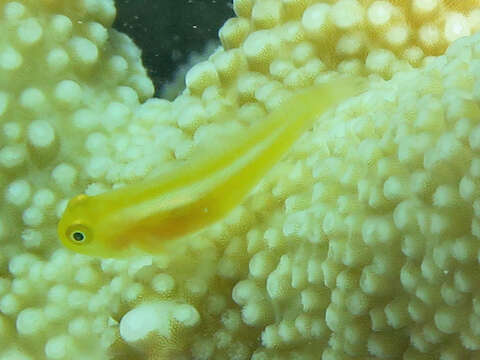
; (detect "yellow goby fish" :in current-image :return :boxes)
[58,77,366,257]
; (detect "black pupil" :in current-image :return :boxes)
[72,232,85,242]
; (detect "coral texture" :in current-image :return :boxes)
[2,0,480,359]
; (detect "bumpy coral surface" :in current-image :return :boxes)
[2,0,480,359]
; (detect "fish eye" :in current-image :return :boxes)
[65,224,92,245]
[71,231,86,243]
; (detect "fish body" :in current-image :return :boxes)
[58,77,365,257]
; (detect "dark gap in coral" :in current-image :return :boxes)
[113,0,235,97]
